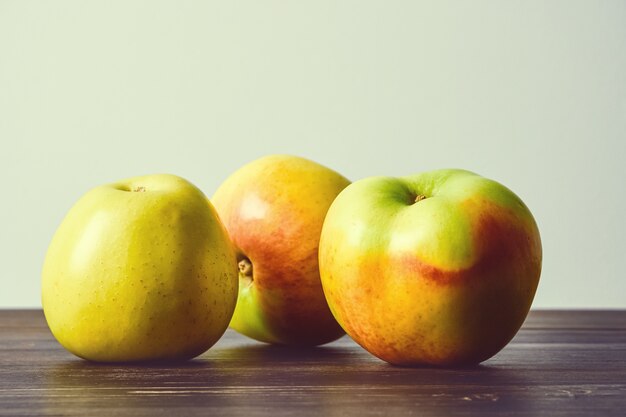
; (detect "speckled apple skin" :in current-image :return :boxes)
[42,174,238,362]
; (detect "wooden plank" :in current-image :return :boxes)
[0,310,624,417]
[522,310,626,330]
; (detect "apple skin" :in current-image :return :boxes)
[42,174,238,362]
[319,169,542,366]
[212,155,350,346]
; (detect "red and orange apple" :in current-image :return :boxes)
[319,169,542,366]
[212,155,350,345]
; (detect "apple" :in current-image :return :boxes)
[42,174,238,362]
[211,155,350,345]
[319,169,542,366]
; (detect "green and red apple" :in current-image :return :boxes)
[212,155,350,345]
[319,169,542,366]
[42,174,238,362]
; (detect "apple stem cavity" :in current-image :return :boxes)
[115,185,147,192]
[238,258,253,285]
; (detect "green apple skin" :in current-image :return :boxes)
[212,155,350,346]
[42,174,238,362]
[319,169,542,366]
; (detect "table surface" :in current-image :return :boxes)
[0,310,624,417]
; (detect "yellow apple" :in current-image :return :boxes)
[42,174,238,362]
[319,169,542,366]
[212,155,350,345]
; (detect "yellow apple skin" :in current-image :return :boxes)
[319,169,542,366]
[212,155,350,346]
[42,174,238,362]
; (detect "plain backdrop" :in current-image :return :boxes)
[1,1,624,308]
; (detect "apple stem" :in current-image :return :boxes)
[414,194,427,203]
[238,258,253,278]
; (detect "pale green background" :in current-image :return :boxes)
[1,1,624,308]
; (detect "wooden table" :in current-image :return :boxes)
[0,310,624,416]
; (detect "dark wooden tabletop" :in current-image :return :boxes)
[0,310,624,416]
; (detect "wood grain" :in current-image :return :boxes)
[0,310,624,416]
